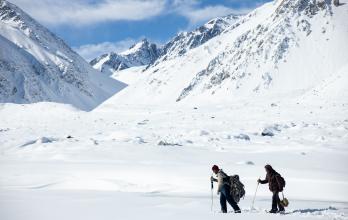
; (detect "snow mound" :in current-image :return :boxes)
[20,136,58,147]
[234,133,251,141]
[158,140,183,147]
[236,161,255,165]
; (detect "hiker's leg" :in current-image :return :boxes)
[277,192,285,211]
[271,191,278,211]
[220,192,227,213]
[221,185,241,212]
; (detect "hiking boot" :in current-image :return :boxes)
[278,208,285,213]
[269,209,278,213]
[234,210,241,213]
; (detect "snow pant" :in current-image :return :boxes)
[272,191,284,211]
[220,184,241,213]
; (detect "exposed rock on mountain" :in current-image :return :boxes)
[90,39,160,75]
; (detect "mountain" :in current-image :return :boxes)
[109,0,348,105]
[150,14,241,66]
[90,14,241,75]
[90,39,160,75]
[0,0,126,111]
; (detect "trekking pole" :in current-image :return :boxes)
[251,177,260,210]
[210,175,214,212]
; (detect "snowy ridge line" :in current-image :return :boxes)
[90,39,161,75]
[91,14,242,75]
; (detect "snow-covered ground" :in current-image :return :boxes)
[0,96,347,220]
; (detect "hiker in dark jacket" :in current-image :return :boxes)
[211,165,241,213]
[258,164,285,213]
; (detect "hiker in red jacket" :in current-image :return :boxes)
[258,164,285,213]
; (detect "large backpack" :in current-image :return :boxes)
[276,174,286,192]
[229,175,245,203]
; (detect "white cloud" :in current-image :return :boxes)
[74,39,136,61]
[170,0,253,27]
[182,5,246,25]
[9,0,256,28]
[10,0,166,26]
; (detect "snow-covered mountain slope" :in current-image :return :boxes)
[150,14,241,65]
[110,0,348,105]
[0,0,126,111]
[90,39,160,75]
[90,15,241,75]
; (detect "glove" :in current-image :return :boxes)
[257,179,261,183]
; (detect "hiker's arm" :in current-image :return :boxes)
[258,177,268,184]
[211,176,218,182]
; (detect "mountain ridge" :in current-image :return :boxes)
[90,14,242,75]
[90,39,160,75]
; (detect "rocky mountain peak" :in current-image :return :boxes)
[90,39,161,74]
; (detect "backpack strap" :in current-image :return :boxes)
[219,170,230,184]
[220,170,228,177]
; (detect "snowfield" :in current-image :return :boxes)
[0,96,347,220]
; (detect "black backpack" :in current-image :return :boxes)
[229,175,245,203]
[276,175,286,192]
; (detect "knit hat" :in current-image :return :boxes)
[265,164,273,172]
[212,165,219,171]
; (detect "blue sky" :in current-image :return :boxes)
[11,0,271,60]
